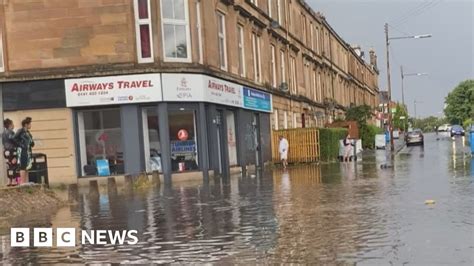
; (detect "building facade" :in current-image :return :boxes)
[0,0,378,185]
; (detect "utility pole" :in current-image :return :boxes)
[385,23,395,151]
[400,65,405,107]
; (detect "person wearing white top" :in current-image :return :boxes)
[278,135,289,169]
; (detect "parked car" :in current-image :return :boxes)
[437,124,451,132]
[450,125,465,137]
[406,129,424,146]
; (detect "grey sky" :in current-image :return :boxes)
[306,0,474,118]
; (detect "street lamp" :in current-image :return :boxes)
[384,23,431,151]
[400,65,428,106]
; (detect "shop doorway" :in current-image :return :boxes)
[215,110,226,175]
[253,113,261,168]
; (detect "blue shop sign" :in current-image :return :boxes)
[243,87,272,112]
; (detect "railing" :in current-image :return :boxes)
[271,128,320,163]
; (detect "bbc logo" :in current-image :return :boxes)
[11,228,139,247]
[11,228,76,247]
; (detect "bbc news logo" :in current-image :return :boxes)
[11,228,138,247]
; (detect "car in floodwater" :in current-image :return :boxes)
[437,124,451,132]
[450,125,465,137]
[406,129,424,146]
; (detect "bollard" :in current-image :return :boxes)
[152,171,161,187]
[89,180,100,198]
[107,177,118,196]
[124,174,133,189]
[68,184,79,203]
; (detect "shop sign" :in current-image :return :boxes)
[65,74,162,107]
[242,87,272,112]
[162,74,272,112]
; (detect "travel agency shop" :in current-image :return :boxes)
[3,72,272,185]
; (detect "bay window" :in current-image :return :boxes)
[161,0,192,62]
[252,33,262,83]
[0,32,4,72]
[217,12,227,70]
[134,0,153,63]
[237,25,246,77]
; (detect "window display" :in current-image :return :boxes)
[79,109,124,176]
[168,110,199,172]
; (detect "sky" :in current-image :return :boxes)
[306,0,474,118]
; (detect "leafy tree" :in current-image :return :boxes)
[393,104,408,131]
[413,116,448,132]
[345,104,372,127]
[444,80,474,125]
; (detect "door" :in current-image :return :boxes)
[216,110,226,175]
[253,113,261,168]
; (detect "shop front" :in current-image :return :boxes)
[64,72,272,184]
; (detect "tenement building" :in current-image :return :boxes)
[0,0,379,185]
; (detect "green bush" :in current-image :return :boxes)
[360,125,383,149]
[319,128,348,162]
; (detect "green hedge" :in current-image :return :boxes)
[319,128,348,162]
[360,125,383,149]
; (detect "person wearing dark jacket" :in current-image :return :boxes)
[3,119,18,186]
[14,117,34,184]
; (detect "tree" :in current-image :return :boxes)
[444,80,474,125]
[345,104,372,127]
[393,104,408,131]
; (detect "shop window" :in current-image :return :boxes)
[169,110,198,172]
[142,108,162,173]
[161,0,191,62]
[78,109,124,176]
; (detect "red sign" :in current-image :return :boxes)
[177,129,189,141]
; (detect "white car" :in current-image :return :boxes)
[438,124,451,132]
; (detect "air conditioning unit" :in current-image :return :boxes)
[279,82,289,92]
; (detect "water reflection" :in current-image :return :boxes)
[1,134,472,264]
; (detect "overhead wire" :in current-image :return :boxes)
[389,0,436,25]
[393,0,443,27]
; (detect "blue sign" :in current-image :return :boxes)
[171,140,196,155]
[96,159,110,176]
[243,87,272,112]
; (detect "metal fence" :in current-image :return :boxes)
[271,128,320,163]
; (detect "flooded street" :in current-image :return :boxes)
[1,133,473,264]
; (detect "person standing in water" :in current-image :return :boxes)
[14,117,34,184]
[279,135,289,169]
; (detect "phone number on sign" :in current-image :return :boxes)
[77,91,110,97]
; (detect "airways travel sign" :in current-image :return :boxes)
[65,74,162,107]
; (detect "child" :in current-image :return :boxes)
[2,119,19,186]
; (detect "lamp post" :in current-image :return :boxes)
[384,23,431,151]
[400,65,427,107]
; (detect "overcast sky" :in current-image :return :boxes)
[306,0,474,118]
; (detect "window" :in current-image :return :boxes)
[293,112,298,128]
[134,0,153,63]
[274,109,279,130]
[161,0,191,62]
[3,80,66,111]
[78,109,124,177]
[252,33,262,83]
[290,56,296,93]
[280,50,286,83]
[315,26,320,54]
[169,110,199,172]
[216,12,227,70]
[317,72,322,102]
[310,22,314,51]
[283,111,288,129]
[312,68,317,102]
[143,108,162,172]
[270,45,276,87]
[250,0,258,6]
[301,14,306,44]
[277,0,282,24]
[0,32,4,72]
[196,0,203,64]
[237,25,246,77]
[268,0,272,18]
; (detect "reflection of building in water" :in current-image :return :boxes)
[270,165,388,263]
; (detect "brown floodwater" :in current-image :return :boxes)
[1,133,473,264]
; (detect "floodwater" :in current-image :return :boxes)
[1,133,473,264]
